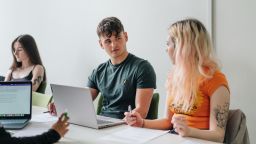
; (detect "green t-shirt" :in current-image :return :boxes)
[87,53,156,119]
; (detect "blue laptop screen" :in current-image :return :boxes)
[0,82,31,119]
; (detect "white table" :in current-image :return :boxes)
[13,107,221,144]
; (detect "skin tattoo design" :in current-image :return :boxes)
[33,76,42,85]
[214,102,229,129]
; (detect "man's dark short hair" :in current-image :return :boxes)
[97,17,124,38]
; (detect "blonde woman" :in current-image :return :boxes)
[124,18,230,143]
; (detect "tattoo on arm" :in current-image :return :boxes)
[214,102,229,129]
[33,76,42,85]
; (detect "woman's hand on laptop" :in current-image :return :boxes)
[51,113,69,137]
[48,102,57,116]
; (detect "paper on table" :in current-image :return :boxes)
[58,137,85,144]
[181,139,219,144]
[13,128,49,137]
[100,127,169,144]
[31,113,58,122]
[181,141,203,144]
[12,122,50,137]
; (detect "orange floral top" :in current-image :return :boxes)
[167,71,229,129]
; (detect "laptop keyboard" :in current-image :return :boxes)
[0,119,27,124]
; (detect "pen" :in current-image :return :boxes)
[169,128,178,135]
[64,112,68,118]
[62,109,68,121]
[61,112,68,121]
[128,105,132,114]
[48,96,53,104]
[43,111,50,113]
[127,105,132,121]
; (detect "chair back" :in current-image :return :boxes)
[96,94,103,115]
[97,93,159,119]
[146,93,159,119]
[0,75,5,81]
[224,109,250,144]
[36,81,47,94]
[32,92,52,108]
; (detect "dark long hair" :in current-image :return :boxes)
[11,34,46,81]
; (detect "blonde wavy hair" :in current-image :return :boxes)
[167,18,219,113]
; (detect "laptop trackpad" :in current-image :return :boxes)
[96,115,124,124]
[96,119,113,125]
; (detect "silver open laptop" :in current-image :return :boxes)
[0,81,32,129]
[50,84,125,129]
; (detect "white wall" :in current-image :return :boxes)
[0,0,210,118]
[214,0,256,141]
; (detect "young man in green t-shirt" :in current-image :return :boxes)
[87,17,156,119]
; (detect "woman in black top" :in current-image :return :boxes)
[5,34,46,92]
[0,113,69,144]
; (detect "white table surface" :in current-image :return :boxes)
[13,106,221,144]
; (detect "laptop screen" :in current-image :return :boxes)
[0,81,32,119]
